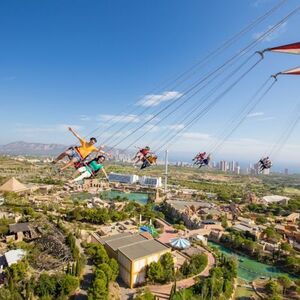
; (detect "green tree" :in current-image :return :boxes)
[280,242,292,252]
[180,254,208,277]
[98,263,113,283]
[243,239,256,254]
[255,215,267,225]
[268,295,283,300]
[88,277,108,300]
[277,275,292,295]
[221,215,228,228]
[5,261,28,283]
[87,244,109,266]
[180,260,190,277]
[160,253,175,282]
[263,227,281,242]
[75,256,86,277]
[57,274,79,297]
[110,258,119,281]
[147,261,164,283]
[265,280,282,296]
[134,288,156,300]
[0,288,22,300]
[34,274,57,297]
[173,223,186,231]
[171,288,194,300]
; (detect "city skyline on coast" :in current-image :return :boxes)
[1,0,300,164]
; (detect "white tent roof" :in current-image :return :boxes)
[170,237,191,249]
[4,249,25,267]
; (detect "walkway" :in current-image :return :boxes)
[157,218,216,244]
[73,261,94,300]
[73,237,94,300]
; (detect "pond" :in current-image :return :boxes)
[208,241,294,282]
[100,190,149,205]
[71,190,149,205]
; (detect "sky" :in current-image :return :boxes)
[1,0,300,168]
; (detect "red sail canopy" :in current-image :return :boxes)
[266,42,300,55]
[279,66,300,75]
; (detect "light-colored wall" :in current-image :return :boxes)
[133,258,147,273]
[131,249,170,287]
[133,271,146,285]
[118,252,131,272]
[117,248,171,288]
[119,265,130,287]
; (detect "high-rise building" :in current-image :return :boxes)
[253,163,260,175]
[229,160,235,172]
[262,168,270,175]
[220,160,227,172]
[284,168,289,175]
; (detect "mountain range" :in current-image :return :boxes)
[0,141,129,157]
[0,141,67,156]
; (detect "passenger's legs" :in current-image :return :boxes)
[72,170,91,182]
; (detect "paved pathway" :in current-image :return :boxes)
[73,261,93,300]
[157,218,213,244]
[73,238,94,300]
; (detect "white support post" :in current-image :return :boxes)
[164,150,168,193]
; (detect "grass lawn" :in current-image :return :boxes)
[283,187,300,195]
[234,279,259,300]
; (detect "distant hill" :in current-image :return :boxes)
[0,141,67,156]
[0,141,131,157]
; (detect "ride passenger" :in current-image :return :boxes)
[199,154,211,168]
[71,155,108,182]
[259,156,272,171]
[197,152,207,160]
[133,146,150,164]
[141,154,157,169]
[52,127,110,171]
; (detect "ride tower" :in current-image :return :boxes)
[164,150,168,194]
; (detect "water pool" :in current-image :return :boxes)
[209,241,294,282]
[100,190,149,205]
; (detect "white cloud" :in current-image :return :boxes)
[138,91,183,107]
[167,124,185,130]
[98,114,140,123]
[181,132,211,140]
[257,116,275,121]
[247,112,264,118]
[15,124,82,133]
[253,22,287,42]
[79,115,91,121]
[144,114,156,121]
[144,124,160,132]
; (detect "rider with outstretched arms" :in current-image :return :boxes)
[52,127,110,171]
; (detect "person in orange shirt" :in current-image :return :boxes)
[52,127,110,171]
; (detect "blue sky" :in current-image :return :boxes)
[1,0,300,166]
